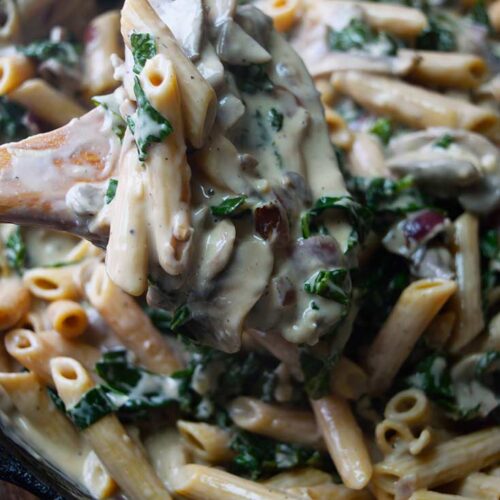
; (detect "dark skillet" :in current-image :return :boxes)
[0,421,92,499]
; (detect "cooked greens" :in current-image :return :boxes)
[5,227,27,274]
[19,40,80,66]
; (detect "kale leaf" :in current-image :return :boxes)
[19,40,80,66]
[5,227,26,274]
[230,431,324,479]
[416,16,457,52]
[130,33,157,74]
[67,387,115,430]
[127,76,173,161]
[105,179,118,204]
[327,19,398,56]
[211,196,248,218]
[268,108,284,132]
[0,97,32,142]
[231,64,274,94]
[470,0,492,32]
[369,118,393,145]
[300,348,339,399]
[304,269,350,305]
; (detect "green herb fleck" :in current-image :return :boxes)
[0,97,32,142]
[327,19,398,56]
[416,16,456,52]
[5,227,26,274]
[434,134,455,149]
[105,179,118,204]
[130,33,157,74]
[268,108,283,131]
[19,40,80,66]
[211,195,248,217]
[231,64,274,94]
[369,118,393,145]
[67,387,115,430]
[127,77,173,161]
[170,305,191,331]
[304,269,350,305]
[470,0,492,32]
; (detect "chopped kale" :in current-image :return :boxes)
[369,118,393,145]
[301,196,372,248]
[5,227,26,274]
[348,176,426,218]
[416,16,457,52]
[231,64,274,94]
[470,0,492,32]
[19,40,80,66]
[47,387,67,414]
[300,348,339,399]
[92,94,126,140]
[67,387,115,430]
[327,19,398,56]
[0,97,32,142]
[481,229,500,261]
[434,134,455,149]
[130,33,157,74]
[268,108,284,131]
[304,269,350,305]
[230,431,324,479]
[211,196,248,217]
[127,76,173,161]
[105,179,118,204]
[145,307,173,334]
[170,305,191,331]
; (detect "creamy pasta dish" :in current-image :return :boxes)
[0,0,498,499]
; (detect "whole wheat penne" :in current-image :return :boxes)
[332,71,498,133]
[330,357,368,401]
[409,492,472,500]
[0,277,31,331]
[373,427,500,495]
[47,300,89,339]
[86,264,182,374]
[255,0,302,33]
[311,394,372,490]
[348,132,391,178]
[384,389,431,427]
[82,450,118,500]
[489,0,500,33]
[83,10,123,97]
[365,279,457,394]
[449,214,484,353]
[456,471,500,499]
[228,397,323,448]
[0,55,35,95]
[105,130,149,296]
[171,463,293,500]
[263,468,332,489]
[402,50,487,89]
[51,357,171,500]
[177,421,234,463]
[9,79,86,127]
[0,371,80,448]
[121,0,216,148]
[23,266,80,301]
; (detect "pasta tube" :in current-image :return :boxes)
[311,395,372,490]
[86,264,182,374]
[177,421,234,463]
[0,277,30,331]
[449,214,484,352]
[50,357,171,500]
[347,132,391,178]
[0,371,80,448]
[83,450,118,500]
[23,266,80,301]
[9,79,86,127]
[402,50,487,89]
[0,55,35,95]
[255,0,302,33]
[374,427,500,494]
[365,279,457,394]
[332,71,499,133]
[171,464,293,500]
[228,397,323,448]
[456,472,500,499]
[47,300,89,339]
[83,10,123,97]
[121,0,217,148]
[140,55,192,277]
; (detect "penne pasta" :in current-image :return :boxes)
[82,450,118,500]
[177,420,234,463]
[365,279,457,394]
[47,299,89,339]
[23,266,80,301]
[51,357,171,500]
[9,79,86,127]
[449,214,484,353]
[0,55,35,95]
[374,427,500,495]
[86,264,182,374]
[255,0,302,33]
[0,277,31,331]
[347,132,391,178]
[120,0,217,148]
[311,394,372,490]
[228,396,323,448]
[171,463,293,500]
[455,471,500,499]
[331,71,499,133]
